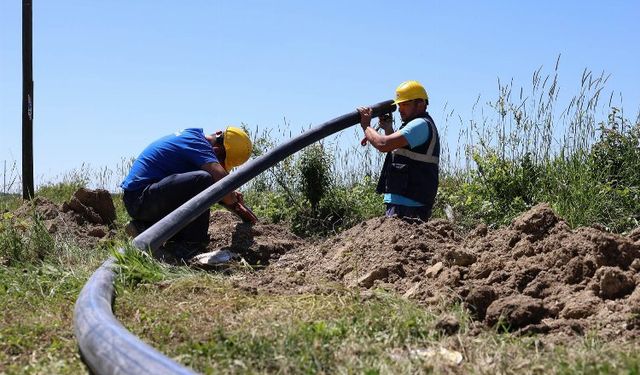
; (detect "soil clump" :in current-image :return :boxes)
[10,188,117,251]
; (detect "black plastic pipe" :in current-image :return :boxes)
[74,100,395,374]
[74,257,196,374]
[133,100,396,252]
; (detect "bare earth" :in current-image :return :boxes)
[15,190,640,341]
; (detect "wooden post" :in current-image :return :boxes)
[22,0,34,199]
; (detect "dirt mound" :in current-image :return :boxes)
[12,188,117,250]
[236,203,640,339]
[207,210,303,266]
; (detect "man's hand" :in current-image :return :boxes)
[357,107,372,130]
[234,202,258,223]
[378,113,393,133]
[222,199,258,224]
[233,191,245,205]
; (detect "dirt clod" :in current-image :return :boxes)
[485,295,546,330]
[435,315,460,335]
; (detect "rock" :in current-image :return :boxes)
[425,262,444,278]
[403,282,422,299]
[445,249,476,267]
[357,267,389,288]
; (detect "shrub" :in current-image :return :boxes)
[297,144,332,210]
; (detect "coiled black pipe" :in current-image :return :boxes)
[74,100,396,374]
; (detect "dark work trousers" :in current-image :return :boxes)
[123,170,214,243]
[385,203,432,222]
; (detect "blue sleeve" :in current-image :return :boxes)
[186,137,219,167]
[179,128,219,167]
[398,118,430,149]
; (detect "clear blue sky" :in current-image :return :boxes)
[1,1,639,190]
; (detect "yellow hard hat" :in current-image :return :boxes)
[393,80,429,105]
[222,126,252,170]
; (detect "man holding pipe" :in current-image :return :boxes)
[120,127,257,256]
[358,80,440,221]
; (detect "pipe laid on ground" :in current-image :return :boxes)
[74,100,396,374]
[74,257,196,375]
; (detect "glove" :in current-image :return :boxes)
[223,201,258,223]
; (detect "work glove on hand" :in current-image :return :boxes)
[222,192,258,224]
[233,202,258,223]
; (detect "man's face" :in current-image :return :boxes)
[398,100,421,122]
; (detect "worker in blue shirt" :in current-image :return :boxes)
[358,80,440,221]
[120,127,256,256]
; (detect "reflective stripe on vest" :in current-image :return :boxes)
[391,120,439,164]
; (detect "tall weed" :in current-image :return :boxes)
[441,59,639,232]
[0,208,55,265]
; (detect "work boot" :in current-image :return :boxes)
[125,220,149,238]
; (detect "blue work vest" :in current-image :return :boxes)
[376,112,440,207]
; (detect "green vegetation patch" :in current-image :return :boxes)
[0,264,90,374]
[115,274,640,374]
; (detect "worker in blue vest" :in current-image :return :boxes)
[120,126,256,257]
[358,80,440,221]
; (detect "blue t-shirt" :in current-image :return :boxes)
[383,118,431,207]
[121,128,219,191]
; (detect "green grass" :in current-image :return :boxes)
[0,263,93,374]
[0,181,121,374]
[113,273,640,374]
[4,247,640,375]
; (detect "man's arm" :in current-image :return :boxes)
[358,107,409,152]
[200,162,258,223]
[200,162,238,205]
[362,127,409,153]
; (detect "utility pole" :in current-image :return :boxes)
[22,0,34,199]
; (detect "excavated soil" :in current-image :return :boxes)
[229,203,640,340]
[9,189,640,340]
[8,188,117,254]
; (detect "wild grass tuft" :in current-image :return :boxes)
[437,61,639,232]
